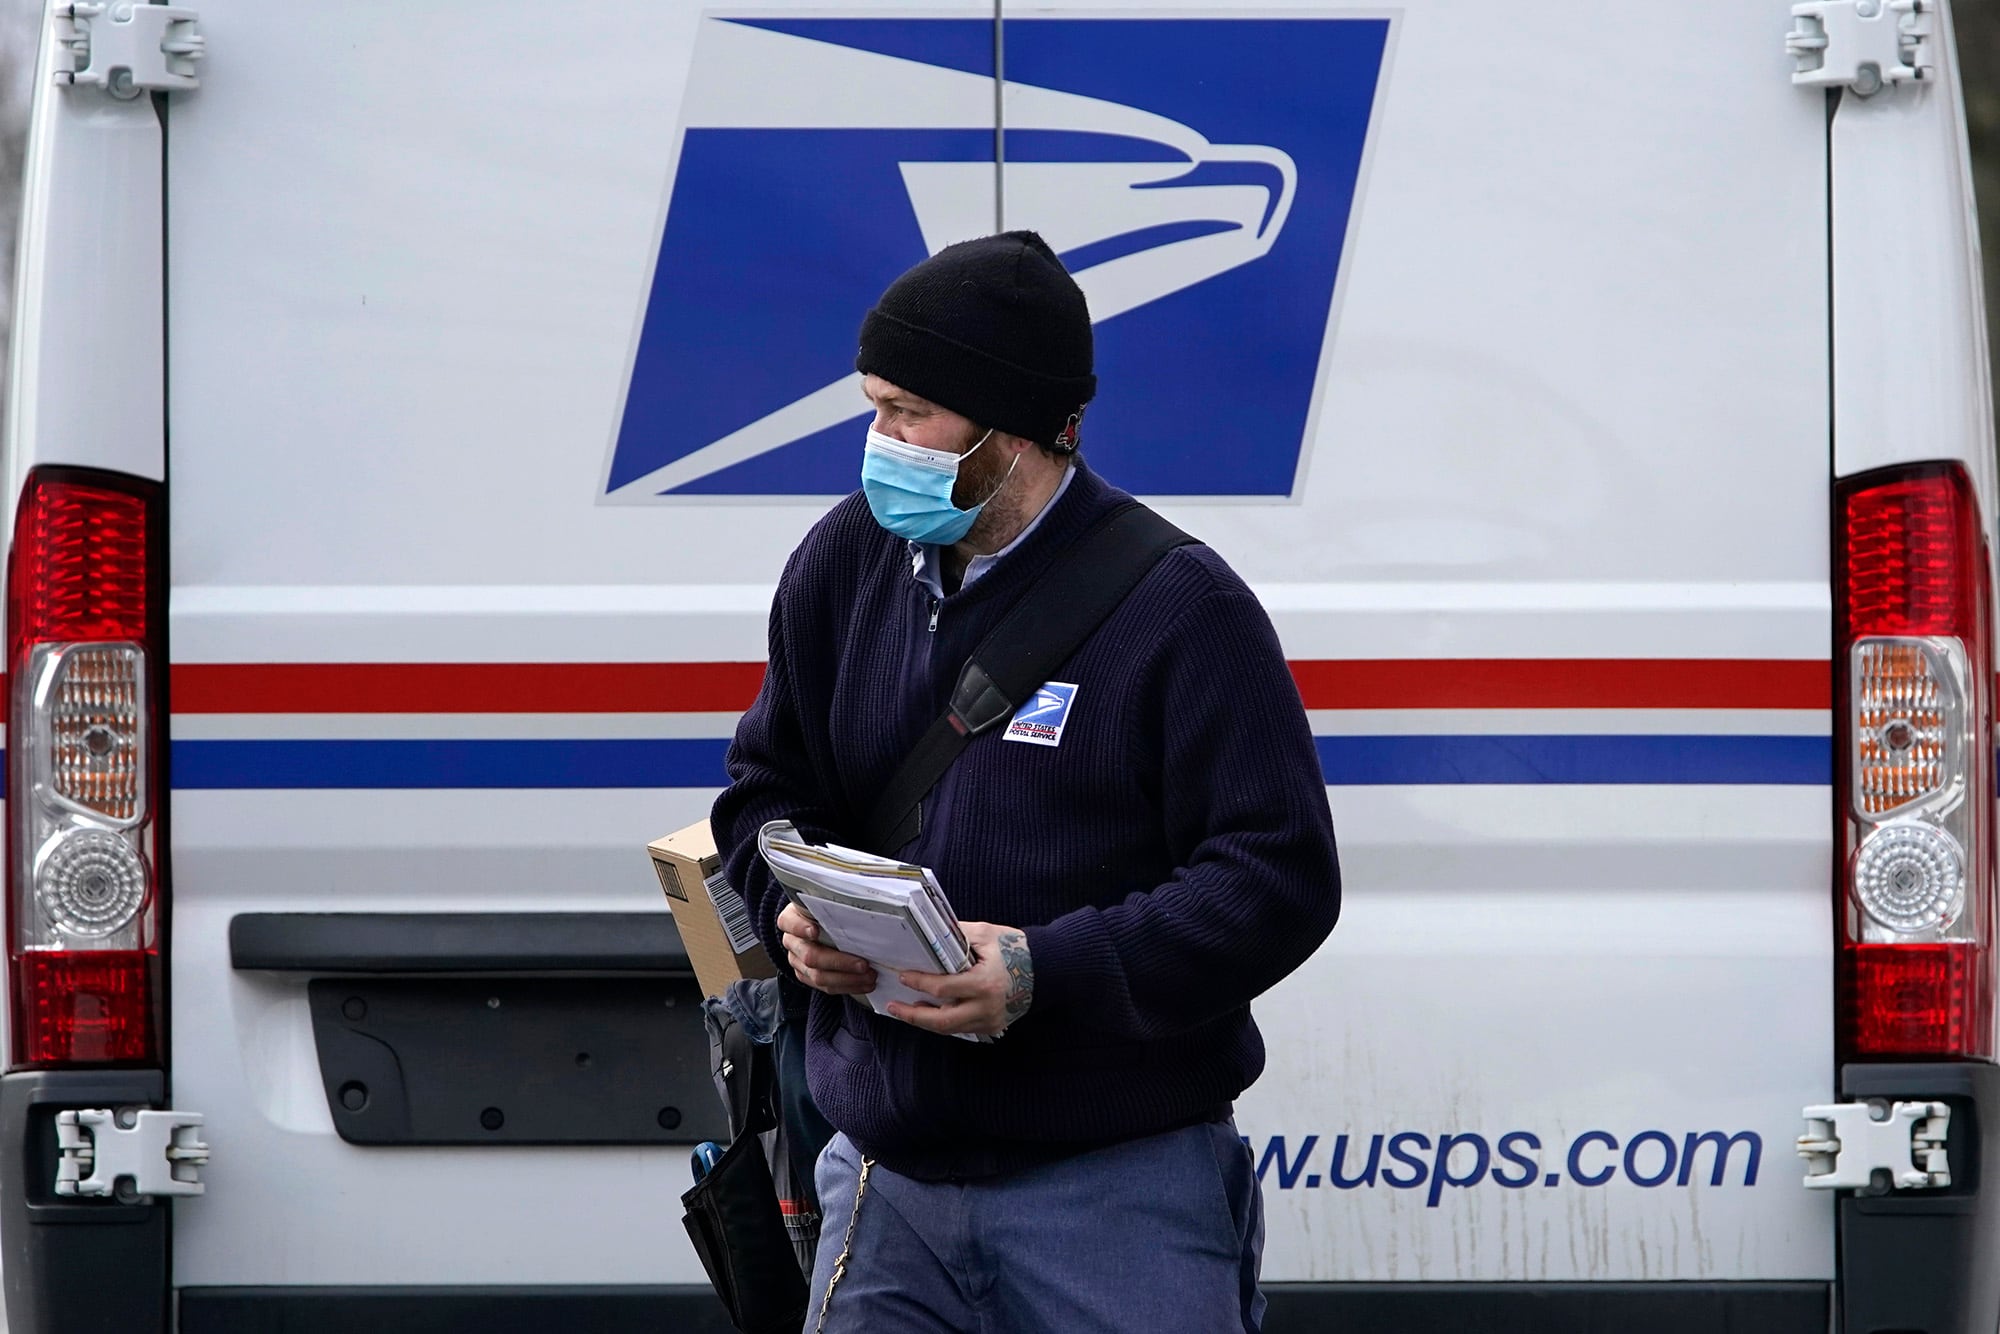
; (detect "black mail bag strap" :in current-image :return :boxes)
[861,500,1197,854]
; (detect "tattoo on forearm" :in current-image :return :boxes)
[999,930,1033,1026]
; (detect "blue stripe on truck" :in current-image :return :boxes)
[1315,734,1832,786]
[158,734,1833,791]
[168,738,736,790]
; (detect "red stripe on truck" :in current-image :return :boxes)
[1288,659,1830,711]
[170,662,769,714]
[164,658,1831,715]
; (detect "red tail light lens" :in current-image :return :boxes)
[6,469,164,1069]
[1836,463,1995,1060]
[1844,473,1983,637]
[10,482,150,643]
[14,950,155,1065]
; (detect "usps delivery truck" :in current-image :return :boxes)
[0,0,1996,1330]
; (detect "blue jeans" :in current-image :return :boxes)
[805,1122,1265,1333]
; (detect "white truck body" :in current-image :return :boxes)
[4,2,1996,1330]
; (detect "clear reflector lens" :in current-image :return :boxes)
[41,644,144,823]
[1853,637,1963,818]
[1853,821,1967,935]
[34,829,148,940]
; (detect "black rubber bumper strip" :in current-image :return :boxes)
[178,1281,1830,1334]
[228,911,691,974]
[1264,1282,1827,1332]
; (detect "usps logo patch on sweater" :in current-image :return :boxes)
[1004,683,1080,748]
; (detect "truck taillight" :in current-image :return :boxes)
[1836,464,1996,1059]
[5,469,164,1067]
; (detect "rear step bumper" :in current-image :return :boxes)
[177,1283,1832,1333]
[1841,1060,2000,1334]
[0,1069,170,1334]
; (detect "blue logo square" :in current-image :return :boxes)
[606,14,1390,500]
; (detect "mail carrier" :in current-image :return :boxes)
[0,2,1995,1331]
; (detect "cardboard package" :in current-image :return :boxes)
[648,819,777,999]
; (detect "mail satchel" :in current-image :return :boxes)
[681,1004,808,1333]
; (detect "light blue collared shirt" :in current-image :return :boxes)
[909,463,1076,599]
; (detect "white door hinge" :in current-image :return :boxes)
[52,3,203,99]
[55,1108,208,1201]
[1798,1100,1951,1191]
[1787,0,1934,96]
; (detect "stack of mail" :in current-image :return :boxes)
[756,820,989,1042]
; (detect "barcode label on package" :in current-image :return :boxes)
[653,858,689,902]
[705,867,760,955]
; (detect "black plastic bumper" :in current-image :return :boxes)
[0,1069,170,1334]
[176,1282,1830,1333]
[1839,1060,2000,1334]
[177,1287,740,1333]
[1269,1283,1827,1331]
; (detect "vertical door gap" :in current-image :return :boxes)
[993,0,1005,232]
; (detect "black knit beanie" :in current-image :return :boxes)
[856,231,1096,451]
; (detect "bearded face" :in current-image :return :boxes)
[950,422,1013,513]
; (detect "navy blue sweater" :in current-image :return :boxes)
[711,461,1340,1179]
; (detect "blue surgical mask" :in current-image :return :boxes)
[860,426,1014,545]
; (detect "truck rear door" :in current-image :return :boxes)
[158,0,1834,1325]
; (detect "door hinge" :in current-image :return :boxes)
[1787,0,1934,96]
[52,2,203,98]
[55,1108,208,1201]
[1798,1099,1951,1191]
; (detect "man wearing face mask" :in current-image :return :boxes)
[711,231,1340,1333]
